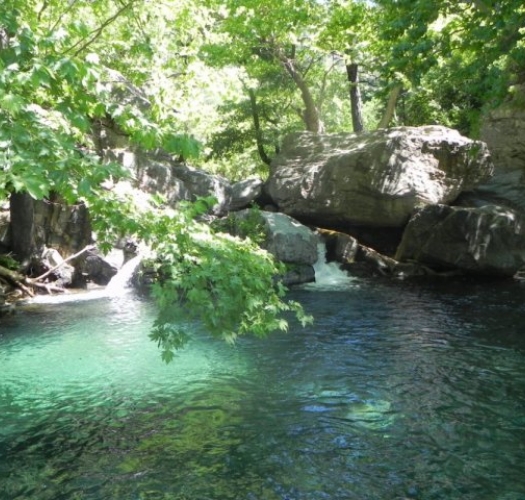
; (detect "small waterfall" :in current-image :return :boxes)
[305,242,357,290]
[105,255,142,295]
[28,254,142,305]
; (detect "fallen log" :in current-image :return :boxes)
[30,244,95,284]
[0,244,96,298]
[0,265,35,297]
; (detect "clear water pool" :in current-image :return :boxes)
[1,278,525,499]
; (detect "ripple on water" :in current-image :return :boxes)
[2,282,525,499]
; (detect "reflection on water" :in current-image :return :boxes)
[1,279,525,499]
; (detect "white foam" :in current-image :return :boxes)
[303,242,358,291]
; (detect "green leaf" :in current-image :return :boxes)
[77,178,93,196]
[24,177,49,199]
[162,134,201,158]
[0,94,25,116]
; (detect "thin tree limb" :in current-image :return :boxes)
[47,0,81,37]
[247,88,272,166]
[317,58,339,112]
[31,244,96,283]
[32,282,68,294]
[37,0,49,22]
[61,1,136,58]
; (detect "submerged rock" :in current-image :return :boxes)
[345,399,395,431]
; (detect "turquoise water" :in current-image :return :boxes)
[1,279,525,499]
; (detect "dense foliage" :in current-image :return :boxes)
[374,0,525,133]
[1,0,523,357]
[91,193,311,362]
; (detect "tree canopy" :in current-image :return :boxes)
[1,0,523,357]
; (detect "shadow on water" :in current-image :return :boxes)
[1,276,525,499]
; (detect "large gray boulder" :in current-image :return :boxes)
[260,211,318,266]
[395,204,525,277]
[223,210,318,285]
[260,211,318,286]
[229,176,263,211]
[103,148,233,216]
[77,250,118,286]
[219,210,318,266]
[265,126,493,228]
[170,163,232,215]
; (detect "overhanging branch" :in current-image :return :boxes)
[60,1,137,58]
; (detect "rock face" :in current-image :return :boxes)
[260,211,318,266]
[265,126,493,228]
[230,177,263,211]
[481,102,525,175]
[104,149,261,215]
[92,70,263,216]
[474,103,525,213]
[395,204,525,277]
[33,199,92,255]
[225,210,318,285]
[9,192,92,263]
[260,211,318,286]
[101,147,234,215]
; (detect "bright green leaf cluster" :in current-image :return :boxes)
[89,190,313,361]
[148,216,313,358]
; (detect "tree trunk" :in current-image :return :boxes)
[278,55,324,133]
[346,63,365,133]
[9,192,36,263]
[248,88,272,165]
[377,84,402,129]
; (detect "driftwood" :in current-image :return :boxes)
[0,244,96,298]
[31,244,95,283]
[356,244,463,278]
[0,265,35,297]
[356,244,399,275]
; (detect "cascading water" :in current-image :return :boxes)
[104,254,142,295]
[29,254,142,304]
[305,241,357,290]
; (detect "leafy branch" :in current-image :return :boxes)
[61,0,138,58]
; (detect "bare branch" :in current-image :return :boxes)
[31,245,96,283]
[37,0,49,22]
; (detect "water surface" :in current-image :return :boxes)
[1,278,525,499]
